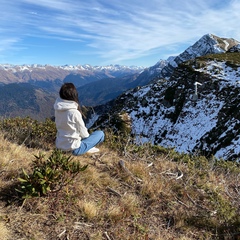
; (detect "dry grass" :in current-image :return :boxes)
[0,220,11,240]
[0,132,240,240]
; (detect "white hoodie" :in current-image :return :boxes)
[54,97,90,151]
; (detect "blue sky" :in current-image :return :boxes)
[1,0,240,67]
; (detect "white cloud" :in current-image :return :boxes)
[1,0,240,65]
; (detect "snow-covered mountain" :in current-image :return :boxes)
[91,34,240,161]
[130,34,239,87]
[0,64,144,72]
[0,64,145,86]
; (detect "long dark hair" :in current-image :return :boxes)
[59,82,83,114]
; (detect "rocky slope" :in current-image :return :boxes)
[90,36,240,161]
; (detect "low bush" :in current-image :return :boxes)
[0,116,56,150]
[16,149,88,198]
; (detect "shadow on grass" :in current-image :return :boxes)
[0,181,24,206]
[186,215,240,240]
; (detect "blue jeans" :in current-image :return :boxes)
[72,130,104,156]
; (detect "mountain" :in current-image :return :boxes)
[8,33,233,117]
[89,34,240,161]
[126,34,239,87]
[0,64,145,119]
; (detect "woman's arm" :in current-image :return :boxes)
[74,111,90,139]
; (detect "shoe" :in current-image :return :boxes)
[87,147,100,153]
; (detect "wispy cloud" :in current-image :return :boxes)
[1,0,240,65]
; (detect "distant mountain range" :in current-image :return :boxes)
[0,64,145,120]
[0,63,145,83]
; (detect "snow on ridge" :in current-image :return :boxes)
[223,40,230,51]
[161,95,223,153]
[129,90,225,156]
[215,135,240,161]
[194,61,240,88]
[123,52,240,160]
[133,86,151,98]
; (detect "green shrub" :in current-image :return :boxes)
[0,116,56,150]
[16,149,88,198]
[103,129,130,153]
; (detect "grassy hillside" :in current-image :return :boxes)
[0,83,56,121]
[0,117,239,240]
[199,52,240,64]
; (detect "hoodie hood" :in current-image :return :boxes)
[54,97,78,111]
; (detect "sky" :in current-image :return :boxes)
[1,0,240,67]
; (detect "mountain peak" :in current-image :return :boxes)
[154,33,240,80]
[202,33,239,51]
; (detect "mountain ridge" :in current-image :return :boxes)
[89,34,240,161]
[129,33,240,87]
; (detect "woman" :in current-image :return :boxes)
[54,82,104,155]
